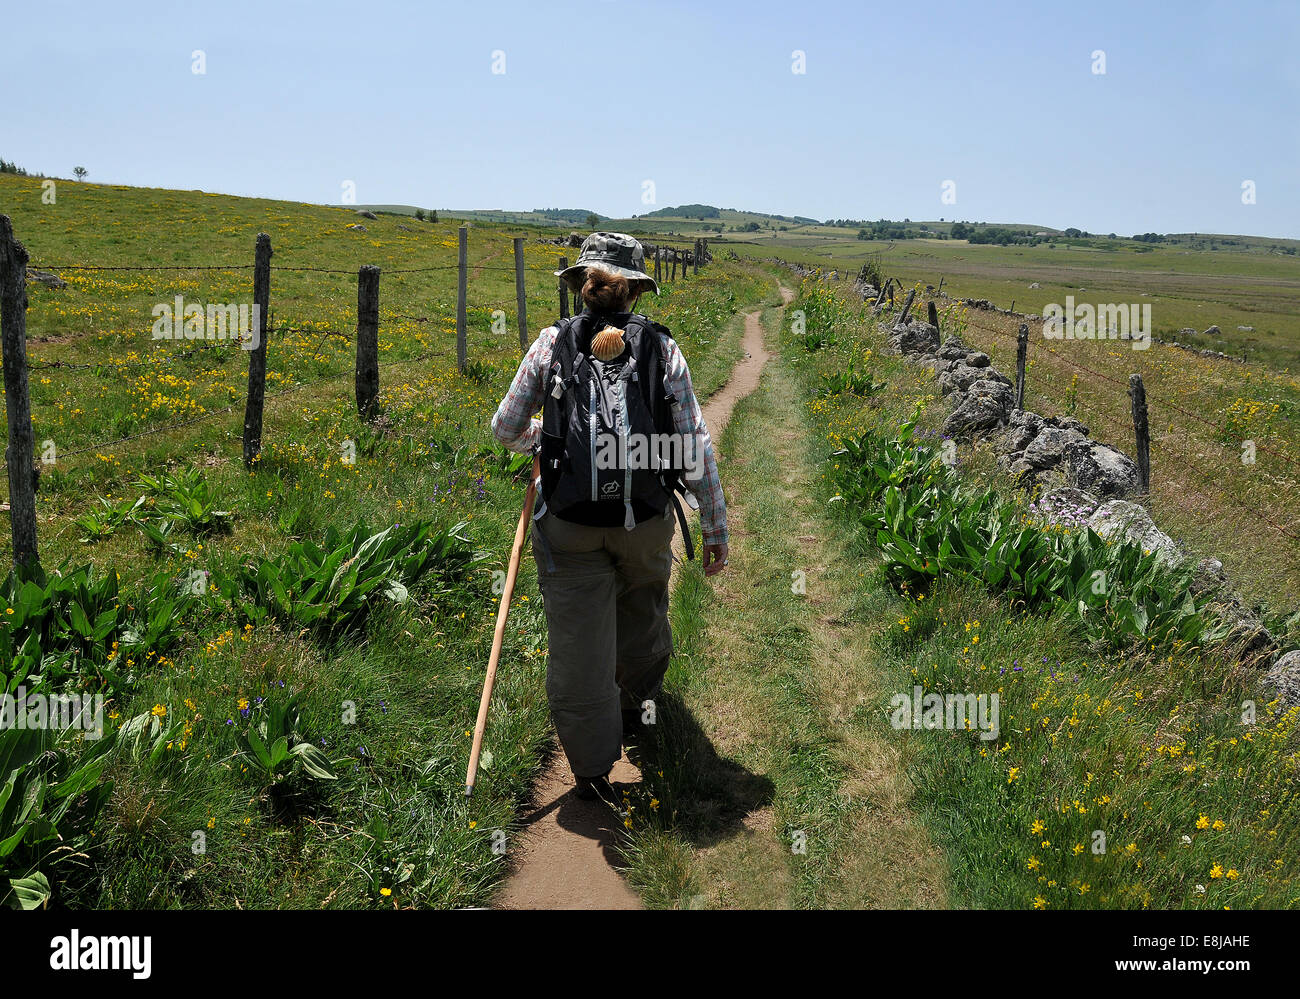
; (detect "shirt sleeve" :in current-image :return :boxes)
[662,336,728,546]
[490,327,554,454]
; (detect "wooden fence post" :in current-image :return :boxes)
[513,237,528,350]
[242,232,272,468]
[1015,323,1029,411]
[456,226,468,373]
[1130,373,1151,494]
[654,246,661,282]
[558,255,569,319]
[693,239,700,274]
[355,264,380,417]
[0,215,38,569]
[671,251,678,281]
[895,287,916,326]
[927,300,939,330]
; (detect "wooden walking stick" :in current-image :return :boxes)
[465,456,540,797]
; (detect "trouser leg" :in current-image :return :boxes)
[532,513,622,779]
[612,509,676,716]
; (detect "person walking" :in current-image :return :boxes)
[491,232,728,801]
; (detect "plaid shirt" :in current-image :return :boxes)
[490,324,728,546]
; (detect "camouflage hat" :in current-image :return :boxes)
[555,231,660,295]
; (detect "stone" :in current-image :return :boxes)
[938,362,1011,397]
[1023,425,1088,469]
[26,268,66,289]
[1086,500,1181,565]
[355,210,378,220]
[999,409,1045,455]
[1263,650,1300,709]
[346,223,367,232]
[1192,557,1227,594]
[1202,325,1220,337]
[942,379,1015,439]
[1064,440,1139,498]
[888,320,940,358]
[965,351,991,368]
[936,336,970,360]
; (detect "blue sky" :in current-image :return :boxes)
[4,0,1297,237]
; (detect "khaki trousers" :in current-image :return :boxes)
[531,507,675,778]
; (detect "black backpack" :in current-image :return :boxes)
[535,310,696,560]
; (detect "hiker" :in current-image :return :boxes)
[490,232,728,801]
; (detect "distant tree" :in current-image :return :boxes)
[415,208,425,221]
[950,222,970,239]
[1108,232,1117,239]
[585,213,599,229]
[73,166,87,181]
[1063,227,1082,238]
[430,210,438,223]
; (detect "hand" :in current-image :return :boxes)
[702,542,729,576]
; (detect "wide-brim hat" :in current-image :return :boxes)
[555,231,660,295]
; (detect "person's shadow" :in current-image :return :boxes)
[529,689,775,872]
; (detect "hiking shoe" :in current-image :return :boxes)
[574,772,615,802]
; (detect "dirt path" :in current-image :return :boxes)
[493,288,791,910]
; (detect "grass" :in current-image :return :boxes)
[0,172,769,908]
[618,284,948,909]
[781,280,1299,908]
[712,229,1300,371]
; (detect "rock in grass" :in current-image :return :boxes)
[1063,439,1139,498]
[938,361,1012,397]
[942,378,1015,439]
[26,268,66,289]
[936,336,971,361]
[1086,499,1181,565]
[1000,409,1045,455]
[1024,425,1089,470]
[1263,650,1300,709]
[888,320,940,358]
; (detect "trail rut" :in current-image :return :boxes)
[493,288,792,910]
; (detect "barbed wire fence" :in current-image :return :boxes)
[831,269,1300,557]
[0,215,712,571]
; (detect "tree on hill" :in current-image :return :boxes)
[585,213,599,229]
[73,166,87,181]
